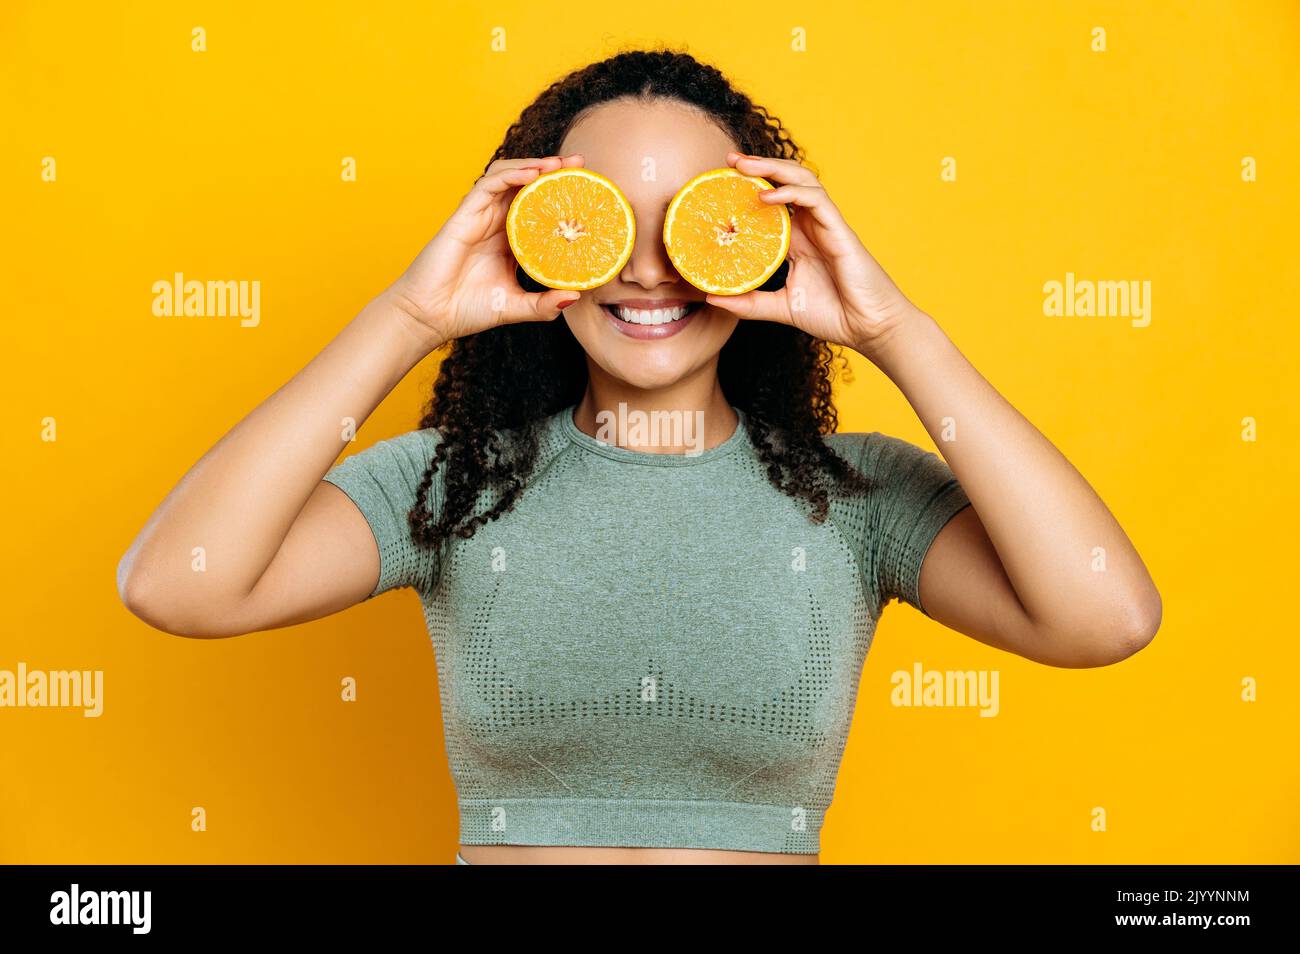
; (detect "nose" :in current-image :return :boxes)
[617,207,681,290]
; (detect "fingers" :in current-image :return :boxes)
[484,154,584,175]
[731,154,863,262]
[458,166,542,217]
[726,150,855,235]
[756,182,849,234]
[460,154,585,217]
[704,289,792,325]
[726,150,820,187]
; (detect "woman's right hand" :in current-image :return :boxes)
[118,154,590,639]
[382,154,586,349]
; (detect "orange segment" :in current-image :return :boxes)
[506,168,636,290]
[662,167,791,295]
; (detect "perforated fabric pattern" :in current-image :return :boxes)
[322,429,445,599]
[323,407,972,854]
[825,432,973,617]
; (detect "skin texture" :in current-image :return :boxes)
[117,98,1161,866]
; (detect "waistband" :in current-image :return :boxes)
[457,797,823,854]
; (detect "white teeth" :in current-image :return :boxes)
[612,304,693,325]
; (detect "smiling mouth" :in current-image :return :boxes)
[599,302,705,326]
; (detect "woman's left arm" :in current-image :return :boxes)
[862,306,1161,669]
[707,151,1161,669]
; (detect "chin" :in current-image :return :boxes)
[601,357,700,391]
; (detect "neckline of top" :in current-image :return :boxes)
[554,403,751,466]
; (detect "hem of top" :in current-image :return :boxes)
[907,483,973,617]
[456,796,822,855]
[319,472,390,601]
[554,404,751,467]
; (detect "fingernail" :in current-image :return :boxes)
[560,298,579,308]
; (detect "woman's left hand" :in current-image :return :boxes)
[704,151,923,362]
[707,161,1163,673]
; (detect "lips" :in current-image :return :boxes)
[601,302,702,326]
[598,300,704,340]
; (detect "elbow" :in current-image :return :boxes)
[116,552,158,626]
[1038,587,1162,668]
[116,553,233,639]
[117,564,189,637]
[1113,588,1161,661]
[1078,588,1163,667]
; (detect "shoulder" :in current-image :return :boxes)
[822,430,873,466]
[821,430,964,515]
[344,425,444,469]
[820,427,971,613]
[822,429,940,476]
[326,426,446,495]
[369,425,445,458]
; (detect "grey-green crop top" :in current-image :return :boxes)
[321,404,971,855]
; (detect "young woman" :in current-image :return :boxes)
[117,50,1161,865]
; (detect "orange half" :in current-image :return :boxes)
[662,167,791,295]
[506,168,636,291]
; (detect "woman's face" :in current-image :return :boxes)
[556,98,741,391]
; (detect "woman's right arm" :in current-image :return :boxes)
[117,154,584,638]
[116,296,440,637]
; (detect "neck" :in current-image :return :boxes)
[572,360,738,455]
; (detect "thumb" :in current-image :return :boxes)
[705,290,791,324]
[501,288,581,324]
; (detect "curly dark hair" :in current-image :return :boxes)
[409,47,869,556]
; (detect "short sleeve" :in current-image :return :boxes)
[321,427,445,599]
[854,432,972,616]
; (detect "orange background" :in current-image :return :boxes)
[2,1,1296,862]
